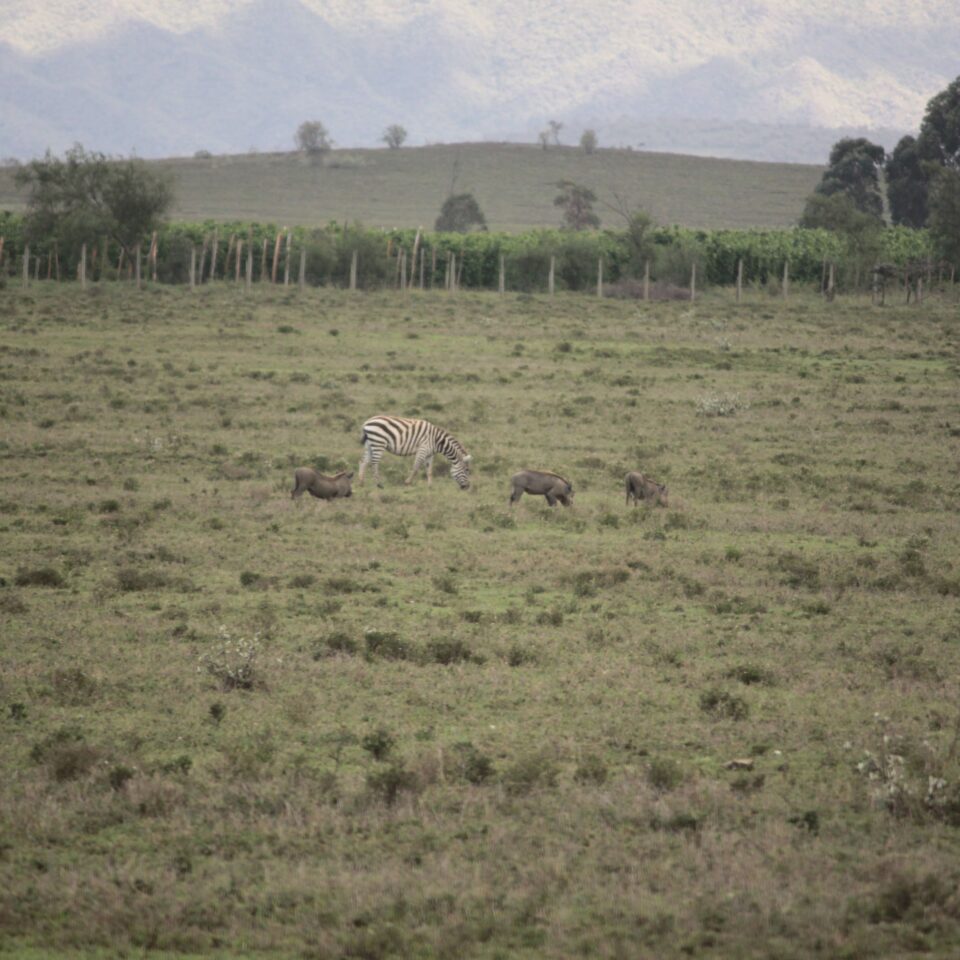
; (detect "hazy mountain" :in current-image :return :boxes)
[1,0,956,163]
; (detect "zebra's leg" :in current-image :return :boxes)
[405,448,429,485]
[358,444,371,485]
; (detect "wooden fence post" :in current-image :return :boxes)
[189,245,196,289]
[548,255,555,295]
[826,262,835,300]
[260,239,268,282]
[271,231,283,284]
[431,247,437,289]
[690,261,696,302]
[245,240,253,291]
[283,234,292,287]
[396,250,404,289]
[135,243,141,289]
[444,254,450,291]
[80,243,87,289]
[499,254,505,295]
[210,229,219,281]
[34,254,41,282]
[918,275,924,305]
[298,247,306,291]
[782,259,789,300]
[235,239,243,282]
[411,228,421,289]
[643,260,650,301]
[349,250,358,291]
[736,258,743,303]
[0,236,4,274]
[450,253,457,292]
[22,244,30,287]
[419,246,425,289]
[198,239,208,285]
[457,252,464,289]
[597,257,603,298]
[150,231,158,282]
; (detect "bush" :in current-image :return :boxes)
[366,762,418,805]
[574,753,609,785]
[198,627,261,691]
[362,727,396,761]
[15,567,64,588]
[700,689,750,721]
[364,629,410,661]
[425,637,477,665]
[502,751,559,795]
[646,757,684,792]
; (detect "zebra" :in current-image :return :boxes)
[358,415,472,489]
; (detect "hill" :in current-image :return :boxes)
[0,143,823,231]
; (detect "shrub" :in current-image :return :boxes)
[574,753,609,785]
[647,757,684,792]
[447,742,496,784]
[49,667,99,705]
[362,727,396,761]
[109,765,136,791]
[31,727,99,782]
[506,644,537,667]
[695,393,749,417]
[502,751,559,795]
[364,629,410,661]
[198,627,261,691]
[699,689,750,720]
[317,631,357,657]
[366,762,418,805]
[425,637,477,665]
[15,567,64,588]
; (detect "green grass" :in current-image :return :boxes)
[1,280,960,958]
[0,142,823,231]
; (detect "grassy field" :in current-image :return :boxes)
[0,143,823,232]
[1,281,959,959]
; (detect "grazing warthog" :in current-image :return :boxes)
[509,470,574,507]
[625,471,668,507]
[291,468,354,500]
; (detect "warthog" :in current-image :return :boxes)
[625,471,668,507]
[291,468,354,500]
[509,470,574,507]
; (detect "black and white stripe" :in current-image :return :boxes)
[359,415,472,489]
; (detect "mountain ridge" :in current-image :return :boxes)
[1,0,956,162]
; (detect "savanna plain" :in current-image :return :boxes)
[1,282,959,959]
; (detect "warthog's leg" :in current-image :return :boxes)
[544,492,558,507]
[509,484,524,506]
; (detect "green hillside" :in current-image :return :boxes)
[0,142,823,232]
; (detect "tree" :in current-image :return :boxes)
[295,121,333,159]
[623,210,655,275]
[885,135,928,227]
[15,144,174,261]
[554,180,600,230]
[434,193,487,233]
[813,137,885,220]
[928,168,960,266]
[382,125,407,150]
[800,192,883,281]
[917,75,960,169]
[539,120,564,150]
[580,129,598,155]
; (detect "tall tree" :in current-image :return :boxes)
[814,138,885,220]
[295,121,332,160]
[382,125,407,150]
[434,193,487,233]
[885,135,928,227]
[928,168,960,267]
[15,145,174,261]
[554,181,600,230]
[917,75,960,169]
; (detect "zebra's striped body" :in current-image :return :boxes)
[359,416,472,489]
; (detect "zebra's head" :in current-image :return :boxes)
[452,453,472,490]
